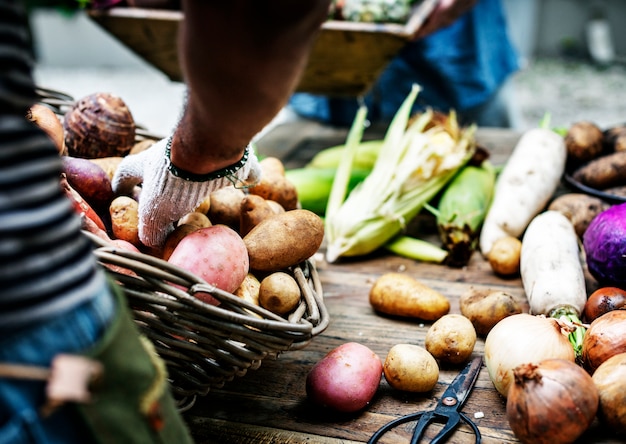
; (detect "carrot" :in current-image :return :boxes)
[520,210,587,357]
[479,126,567,257]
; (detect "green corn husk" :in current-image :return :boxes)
[324,84,476,263]
[285,167,371,216]
[432,160,496,267]
[307,140,383,171]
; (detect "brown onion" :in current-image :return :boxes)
[484,314,575,397]
[592,352,626,434]
[506,359,598,444]
[582,309,626,373]
[582,286,626,323]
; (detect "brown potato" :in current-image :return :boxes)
[572,150,626,190]
[243,209,324,271]
[88,156,124,181]
[369,273,450,321]
[129,139,155,155]
[109,196,140,247]
[234,273,261,307]
[194,195,211,215]
[207,186,245,229]
[248,157,298,210]
[177,211,212,229]
[565,121,604,164]
[266,200,286,214]
[459,288,522,336]
[488,236,522,276]
[239,194,276,236]
[258,272,301,315]
[162,223,199,260]
[548,193,610,238]
[425,314,476,365]
[383,344,439,393]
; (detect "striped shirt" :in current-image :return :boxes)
[0,0,107,331]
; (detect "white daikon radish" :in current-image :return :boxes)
[479,127,566,257]
[520,210,587,356]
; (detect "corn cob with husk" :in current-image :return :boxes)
[324,84,476,263]
[430,158,496,267]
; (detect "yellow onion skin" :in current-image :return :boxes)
[506,359,599,444]
[592,352,626,434]
[582,309,626,373]
[484,313,575,397]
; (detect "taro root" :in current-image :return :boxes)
[565,120,604,166]
[64,92,136,159]
[603,124,626,153]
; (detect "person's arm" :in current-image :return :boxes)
[112,0,331,247]
[171,0,331,174]
[412,0,477,40]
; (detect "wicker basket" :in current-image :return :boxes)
[85,233,329,410]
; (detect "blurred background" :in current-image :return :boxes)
[29,0,626,138]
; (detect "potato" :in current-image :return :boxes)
[258,272,301,315]
[565,121,604,164]
[239,194,276,236]
[194,195,211,215]
[243,209,324,271]
[383,344,439,393]
[177,211,212,229]
[109,196,140,247]
[130,139,155,155]
[234,273,261,307]
[62,156,114,214]
[488,236,522,276]
[572,150,626,190]
[161,223,199,261]
[425,314,476,365]
[459,288,522,336]
[207,186,246,229]
[548,193,610,238]
[266,200,286,214]
[168,225,249,302]
[369,273,450,321]
[248,157,299,211]
[88,156,123,181]
[306,342,382,413]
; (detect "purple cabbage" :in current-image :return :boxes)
[583,202,626,289]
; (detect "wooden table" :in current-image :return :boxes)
[182,126,619,443]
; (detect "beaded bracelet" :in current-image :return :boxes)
[164,136,250,182]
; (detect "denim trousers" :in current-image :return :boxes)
[0,286,115,444]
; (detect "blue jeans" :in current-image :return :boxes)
[0,285,115,444]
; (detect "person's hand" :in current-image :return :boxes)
[112,137,261,247]
[412,0,477,40]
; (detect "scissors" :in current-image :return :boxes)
[368,355,483,444]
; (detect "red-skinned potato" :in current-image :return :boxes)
[167,225,249,304]
[306,342,382,413]
[62,156,114,214]
[60,174,107,231]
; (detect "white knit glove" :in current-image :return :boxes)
[112,137,261,247]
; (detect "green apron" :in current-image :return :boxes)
[75,282,194,444]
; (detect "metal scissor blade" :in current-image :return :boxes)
[439,356,483,409]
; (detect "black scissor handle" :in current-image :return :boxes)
[368,411,481,444]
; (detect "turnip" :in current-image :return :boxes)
[583,202,626,289]
[479,126,566,257]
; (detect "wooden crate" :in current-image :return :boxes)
[88,1,437,97]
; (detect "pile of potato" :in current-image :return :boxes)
[29,96,325,318]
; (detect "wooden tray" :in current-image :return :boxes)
[88,1,438,97]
